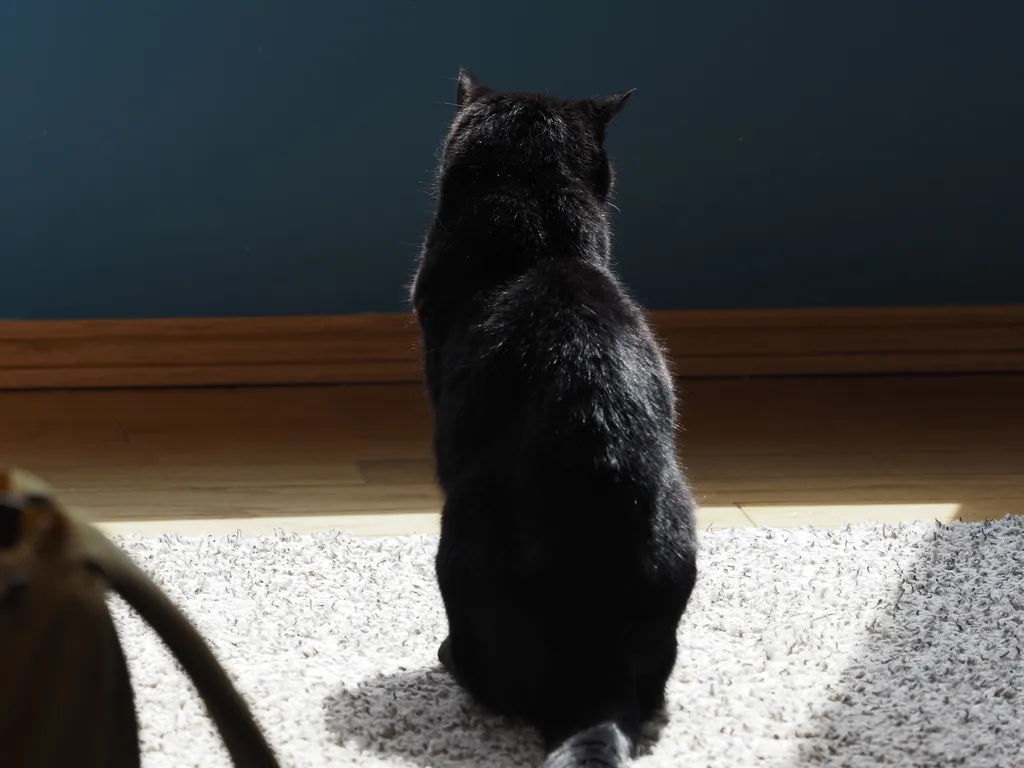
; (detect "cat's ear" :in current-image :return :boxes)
[456,68,489,110]
[587,89,635,128]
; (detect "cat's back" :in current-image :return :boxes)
[456,257,675,450]
[480,257,649,375]
[443,257,689,578]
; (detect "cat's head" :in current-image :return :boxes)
[438,69,633,203]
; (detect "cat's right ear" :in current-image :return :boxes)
[456,68,489,110]
[588,90,635,127]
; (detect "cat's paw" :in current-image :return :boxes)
[438,636,455,672]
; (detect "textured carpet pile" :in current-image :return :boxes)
[110,517,1024,767]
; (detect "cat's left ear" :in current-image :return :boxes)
[587,89,635,128]
[456,68,490,110]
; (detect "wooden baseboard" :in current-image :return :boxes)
[1,306,1022,390]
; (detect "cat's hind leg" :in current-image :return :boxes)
[634,631,677,721]
[437,634,473,692]
[434,523,509,711]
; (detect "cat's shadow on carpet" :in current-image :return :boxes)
[324,664,667,768]
[324,665,542,768]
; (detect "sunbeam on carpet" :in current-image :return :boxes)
[109,518,1024,767]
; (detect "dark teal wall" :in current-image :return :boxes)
[2,2,1022,320]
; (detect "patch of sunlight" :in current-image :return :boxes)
[95,504,970,538]
[695,506,755,529]
[739,502,962,529]
[96,511,443,538]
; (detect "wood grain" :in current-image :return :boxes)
[2,305,1023,389]
[0,375,1021,533]
[0,314,421,389]
[654,305,1024,376]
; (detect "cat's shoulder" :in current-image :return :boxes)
[492,258,639,325]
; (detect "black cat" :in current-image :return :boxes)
[411,70,698,768]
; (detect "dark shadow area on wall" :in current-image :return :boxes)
[1,1,1022,320]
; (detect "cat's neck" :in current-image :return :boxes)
[430,180,611,268]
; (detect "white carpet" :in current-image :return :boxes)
[110,517,1024,768]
